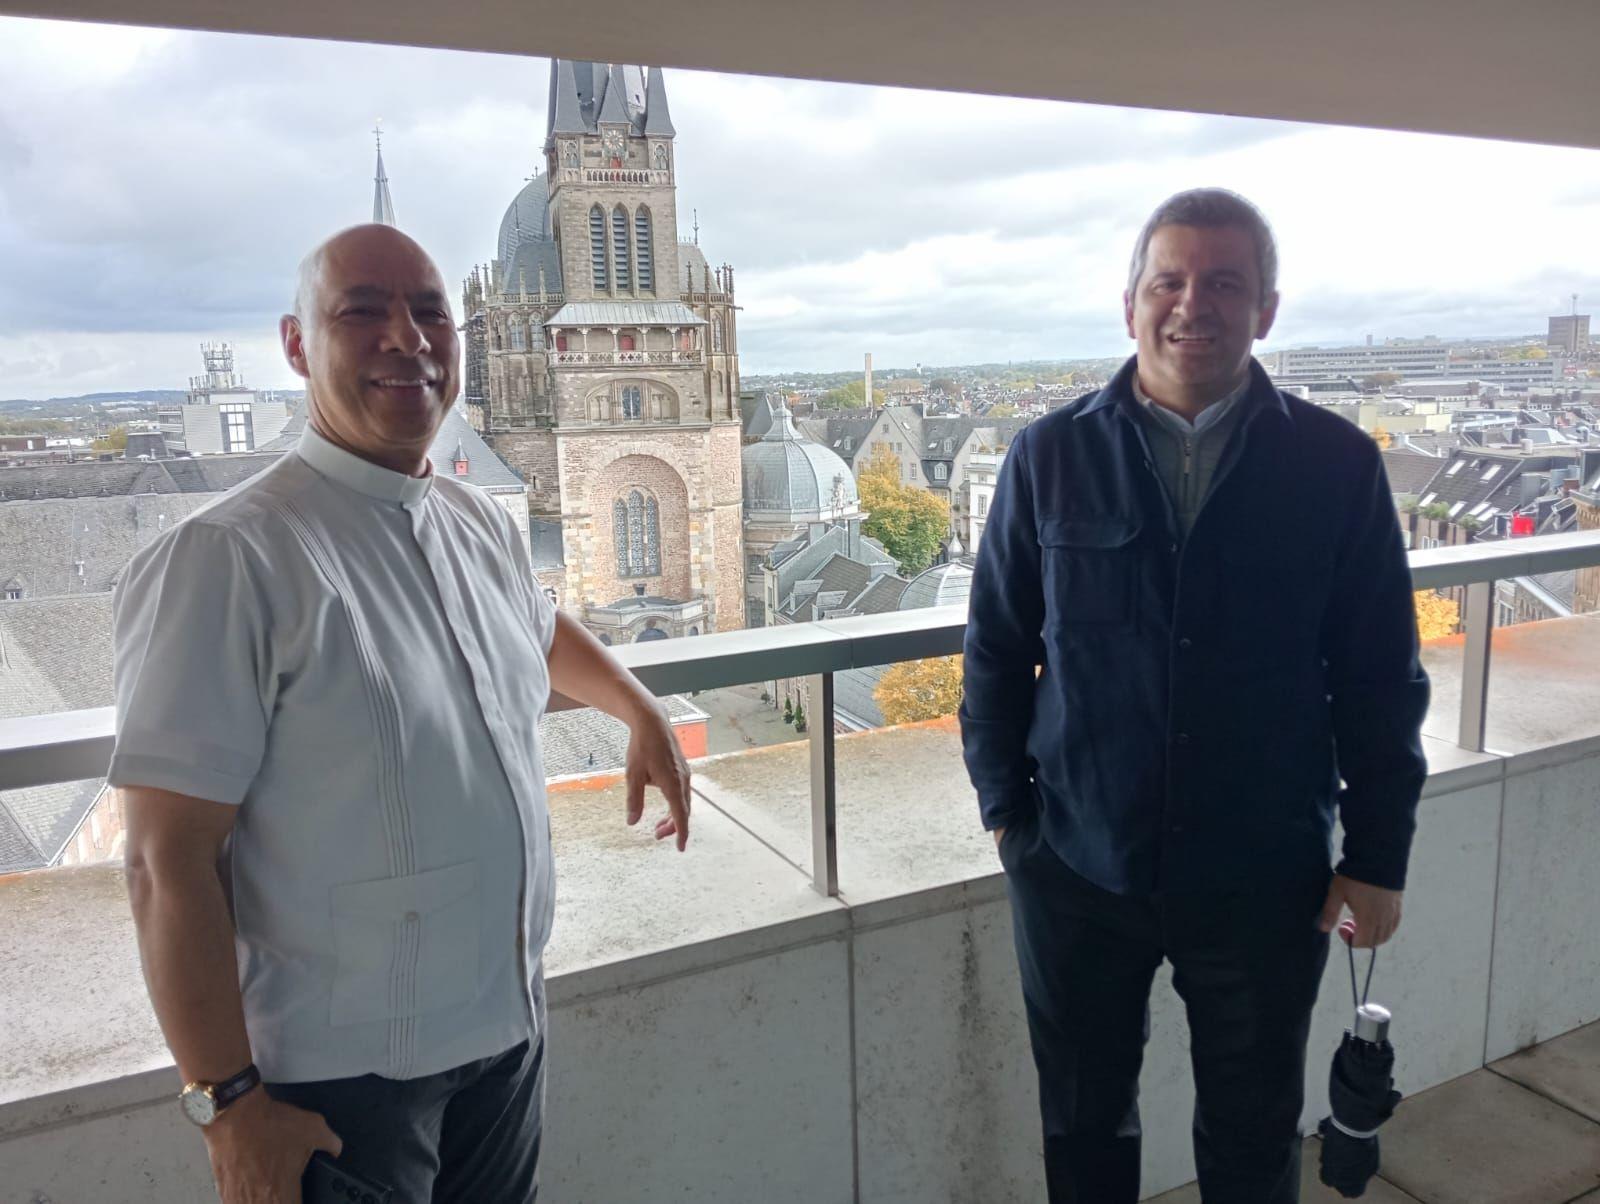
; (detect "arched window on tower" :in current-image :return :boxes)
[589,206,608,290]
[509,321,526,352]
[620,384,643,421]
[634,208,654,292]
[712,314,725,352]
[613,499,629,574]
[612,206,632,290]
[616,490,662,578]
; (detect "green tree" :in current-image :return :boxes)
[820,379,886,409]
[0,418,71,436]
[987,403,1019,417]
[858,448,950,574]
[92,425,128,453]
[1360,372,1403,392]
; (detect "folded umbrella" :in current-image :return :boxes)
[1318,920,1403,1198]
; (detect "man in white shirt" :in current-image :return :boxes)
[113,224,692,1203]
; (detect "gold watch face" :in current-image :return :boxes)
[181,1085,217,1126]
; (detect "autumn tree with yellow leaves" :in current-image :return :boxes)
[1414,590,1461,641]
[874,656,964,725]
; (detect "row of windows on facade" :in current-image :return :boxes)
[591,205,655,294]
[494,318,724,353]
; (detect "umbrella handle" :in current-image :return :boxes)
[1341,922,1379,1009]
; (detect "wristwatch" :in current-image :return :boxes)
[179,1063,261,1126]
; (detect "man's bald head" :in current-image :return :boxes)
[280,224,460,475]
[292,224,447,328]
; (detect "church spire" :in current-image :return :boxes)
[371,120,396,226]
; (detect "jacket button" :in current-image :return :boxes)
[1178,637,1193,650]
[1169,542,1179,554]
[1175,732,1191,745]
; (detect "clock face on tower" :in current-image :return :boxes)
[601,129,624,164]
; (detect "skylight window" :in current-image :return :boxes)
[1481,464,1501,481]
[1448,501,1466,517]
[1446,460,1465,475]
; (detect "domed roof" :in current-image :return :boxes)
[502,235,564,297]
[498,173,551,265]
[742,399,859,520]
[899,561,974,610]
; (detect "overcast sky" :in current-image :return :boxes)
[2,17,1598,398]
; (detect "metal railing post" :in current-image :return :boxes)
[807,672,839,897]
[1458,579,1495,753]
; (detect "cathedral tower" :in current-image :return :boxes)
[463,61,744,640]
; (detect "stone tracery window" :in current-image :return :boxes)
[712,314,725,352]
[620,384,643,421]
[615,489,661,578]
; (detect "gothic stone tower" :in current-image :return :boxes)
[462,61,744,639]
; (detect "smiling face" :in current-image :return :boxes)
[280,225,459,475]
[1124,222,1278,410]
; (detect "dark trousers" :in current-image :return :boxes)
[1000,813,1330,1204]
[264,1033,546,1203]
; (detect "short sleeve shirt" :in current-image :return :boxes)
[109,425,559,1083]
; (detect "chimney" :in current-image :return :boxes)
[452,439,469,477]
[864,353,874,411]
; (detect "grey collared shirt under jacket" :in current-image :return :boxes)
[109,424,559,1083]
[1132,374,1251,539]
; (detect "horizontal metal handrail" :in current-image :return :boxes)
[0,530,1595,792]
[1406,528,1600,590]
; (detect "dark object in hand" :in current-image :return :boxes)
[1318,1026,1402,1198]
[302,1151,394,1204]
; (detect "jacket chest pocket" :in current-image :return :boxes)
[1039,517,1142,629]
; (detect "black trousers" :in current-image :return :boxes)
[264,1033,545,1203]
[1000,812,1330,1204]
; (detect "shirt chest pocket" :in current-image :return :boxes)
[1039,517,1142,630]
[329,860,480,1028]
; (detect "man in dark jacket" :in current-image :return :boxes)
[960,189,1429,1203]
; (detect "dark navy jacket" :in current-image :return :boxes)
[960,358,1430,895]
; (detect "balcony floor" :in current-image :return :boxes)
[1150,1020,1600,1204]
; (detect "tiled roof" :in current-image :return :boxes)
[834,664,887,729]
[0,595,114,715]
[813,554,872,602]
[851,575,908,615]
[0,594,116,873]
[427,407,524,492]
[0,801,44,876]
[0,494,216,598]
[1382,450,1446,496]
[540,694,706,780]
[545,301,705,328]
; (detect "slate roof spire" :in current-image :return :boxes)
[371,121,396,226]
[545,60,676,140]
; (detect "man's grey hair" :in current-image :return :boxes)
[1126,188,1278,299]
